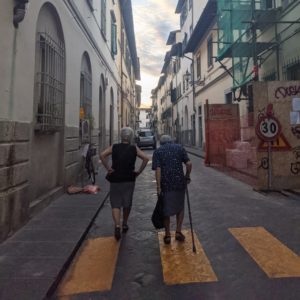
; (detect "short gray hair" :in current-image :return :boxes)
[120,127,134,143]
[160,135,172,145]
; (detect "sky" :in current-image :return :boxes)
[131,0,179,106]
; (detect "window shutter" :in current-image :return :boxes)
[111,23,117,55]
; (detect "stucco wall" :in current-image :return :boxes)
[0,0,125,242]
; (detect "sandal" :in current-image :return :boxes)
[122,224,129,233]
[114,226,121,241]
[163,235,171,245]
[175,231,185,242]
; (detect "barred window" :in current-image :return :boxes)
[80,54,92,120]
[34,6,65,132]
[283,57,300,80]
[287,63,300,80]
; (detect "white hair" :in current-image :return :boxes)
[160,135,172,145]
[120,127,134,143]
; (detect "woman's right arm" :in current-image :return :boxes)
[100,146,113,173]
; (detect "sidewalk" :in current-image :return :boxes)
[183,145,205,159]
[0,165,109,300]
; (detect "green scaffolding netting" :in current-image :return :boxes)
[217,0,273,89]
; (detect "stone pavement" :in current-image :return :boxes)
[0,164,110,300]
[183,145,205,159]
[55,151,300,300]
[1,150,300,300]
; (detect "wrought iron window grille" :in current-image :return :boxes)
[35,32,65,132]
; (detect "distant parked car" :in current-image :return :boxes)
[136,128,156,149]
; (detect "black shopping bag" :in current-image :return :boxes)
[151,193,164,229]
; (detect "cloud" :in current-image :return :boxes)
[132,0,178,104]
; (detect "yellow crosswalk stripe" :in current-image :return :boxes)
[158,229,218,285]
[57,237,120,297]
[229,227,300,278]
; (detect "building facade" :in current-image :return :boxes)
[0,0,140,242]
[153,0,300,189]
[137,104,151,129]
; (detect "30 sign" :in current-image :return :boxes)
[256,116,281,141]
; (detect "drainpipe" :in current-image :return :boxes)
[10,0,28,119]
[9,30,18,120]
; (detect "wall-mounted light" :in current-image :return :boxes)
[183,70,205,87]
[13,0,29,28]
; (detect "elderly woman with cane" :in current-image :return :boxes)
[152,135,192,244]
[100,127,149,240]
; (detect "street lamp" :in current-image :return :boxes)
[13,0,29,28]
[183,69,205,87]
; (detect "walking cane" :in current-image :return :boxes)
[185,183,196,253]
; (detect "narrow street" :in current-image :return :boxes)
[55,152,300,300]
[2,1,300,299]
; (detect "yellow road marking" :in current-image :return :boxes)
[57,237,120,296]
[229,227,300,278]
[158,229,218,285]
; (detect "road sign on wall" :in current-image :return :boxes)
[256,115,282,142]
[258,133,292,152]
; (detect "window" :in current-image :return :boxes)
[196,53,201,79]
[207,35,213,67]
[183,33,188,50]
[125,45,132,76]
[287,63,300,80]
[110,10,117,58]
[265,0,273,9]
[80,53,92,120]
[101,0,106,36]
[180,2,188,27]
[225,92,233,104]
[173,61,177,73]
[34,4,65,132]
[190,64,193,87]
[177,84,182,99]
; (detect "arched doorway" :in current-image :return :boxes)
[30,3,65,204]
[99,74,106,149]
[80,52,92,144]
[110,88,114,145]
[184,106,189,144]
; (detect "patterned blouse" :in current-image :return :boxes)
[152,143,190,192]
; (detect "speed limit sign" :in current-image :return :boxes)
[256,116,281,141]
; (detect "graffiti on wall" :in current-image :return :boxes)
[258,157,269,170]
[291,125,300,139]
[275,85,300,99]
[290,147,300,175]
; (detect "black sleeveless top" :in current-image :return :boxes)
[111,143,137,182]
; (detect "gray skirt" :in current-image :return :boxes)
[110,182,135,209]
[163,190,185,216]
